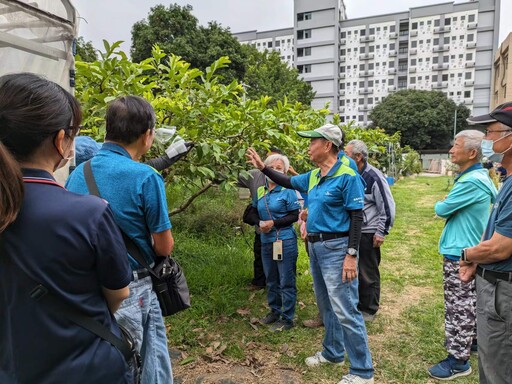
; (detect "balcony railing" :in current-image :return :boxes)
[389,32,398,39]
[358,88,374,95]
[410,30,418,37]
[359,36,375,43]
[359,70,374,77]
[465,61,475,68]
[433,45,449,53]
[432,64,449,71]
[434,26,451,34]
[409,66,417,73]
[468,22,478,30]
[464,80,474,86]
[359,53,375,60]
[466,42,477,49]
[409,48,417,55]
[389,50,397,57]
[464,98,473,105]
[388,68,397,75]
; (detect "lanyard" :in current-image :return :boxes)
[263,187,281,240]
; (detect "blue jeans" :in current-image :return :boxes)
[261,238,298,323]
[115,274,173,384]
[309,237,374,379]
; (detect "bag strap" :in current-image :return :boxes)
[0,235,133,361]
[83,161,161,278]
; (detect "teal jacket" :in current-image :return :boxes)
[435,165,497,258]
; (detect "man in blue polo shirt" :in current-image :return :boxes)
[66,96,174,384]
[461,102,512,384]
[246,123,374,384]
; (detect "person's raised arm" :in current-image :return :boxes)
[246,148,294,189]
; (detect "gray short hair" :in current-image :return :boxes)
[264,153,290,173]
[347,139,368,161]
[455,130,485,160]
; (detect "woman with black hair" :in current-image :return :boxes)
[0,73,132,383]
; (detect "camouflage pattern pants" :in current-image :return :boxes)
[443,258,476,360]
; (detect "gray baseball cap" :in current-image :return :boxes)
[297,124,343,147]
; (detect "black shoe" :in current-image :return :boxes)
[269,319,294,332]
[260,312,280,324]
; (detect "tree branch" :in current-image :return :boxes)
[169,180,213,216]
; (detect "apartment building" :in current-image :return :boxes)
[233,28,295,67]
[491,32,512,108]
[234,0,500,125]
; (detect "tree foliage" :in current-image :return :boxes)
[242,45,315,106]
[75,36,98,62]
[369,89,470,150]
[130,4,246,84]
[75,41,329,214]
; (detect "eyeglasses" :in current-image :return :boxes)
[484,128,512,136]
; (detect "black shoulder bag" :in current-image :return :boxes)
[83,161,190,316]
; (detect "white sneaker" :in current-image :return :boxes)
[337,374,374,384]
[305,351,344,367]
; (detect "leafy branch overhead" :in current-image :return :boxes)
[75,42,329,215]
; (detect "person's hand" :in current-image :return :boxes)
[246,148,265,170]
[342,255,358,282]
[299,209,308,222]
[288,165,299,176]
[373,234,384,248]
[167,141,195,163]
[459,261,477,283]
[259,220,274,233]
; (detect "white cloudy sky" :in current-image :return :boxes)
[73,0,511,53]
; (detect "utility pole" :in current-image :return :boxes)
[453,108,458,141]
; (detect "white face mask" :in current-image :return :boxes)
[56,138,75,170]
[481,132,512,163]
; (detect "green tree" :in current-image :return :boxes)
[75,36,97,62]
[242,45,315,105]
[130,4,246,83]
[75,41,329,214]
[369,89,470,149]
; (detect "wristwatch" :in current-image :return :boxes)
[461,248,472,264]
[347,248,357,256]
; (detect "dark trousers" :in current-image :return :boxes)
[357,232,381,315]
[252,232,266,286]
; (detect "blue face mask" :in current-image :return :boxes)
[481,132,512,163]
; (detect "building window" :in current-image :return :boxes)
[411,40,417,48]
[434,19,440,27]
[433,56,439,64]
[464,91,471,98]
[444,37,450,45]
[340,66,346,73]
[467,34,474,42]
[340,83,346,90]
[297,12,312,21]
[341,31,346,38]
[268,42,273,48]
[369,45,375,53]
[359,115,364,122]
[360,47,366,54]
[442,74,448,81]
[465,72,472,80]
[445,17,451,25]
[390,25,395,32]
[410,77,416,84]
[433,38,439,46]
[369,28,375,35]
[275,40,280,47]
[466,53,473,61]
[432,75,438,82]
[368,80,374,87]
[340,99,345,106]
[369,63,374,70]
[297,47,311,57]
[297,29,311,40]
[360,29,366,36]
[468,14,475,23]
[388,79,394,85]
[411,22,418,30]
[411,58,417,66]
[304,64,311,73]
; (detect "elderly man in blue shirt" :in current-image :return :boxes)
[247,123,374,384]
[66,96,175,384]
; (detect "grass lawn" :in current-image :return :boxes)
[167,175,479,383]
